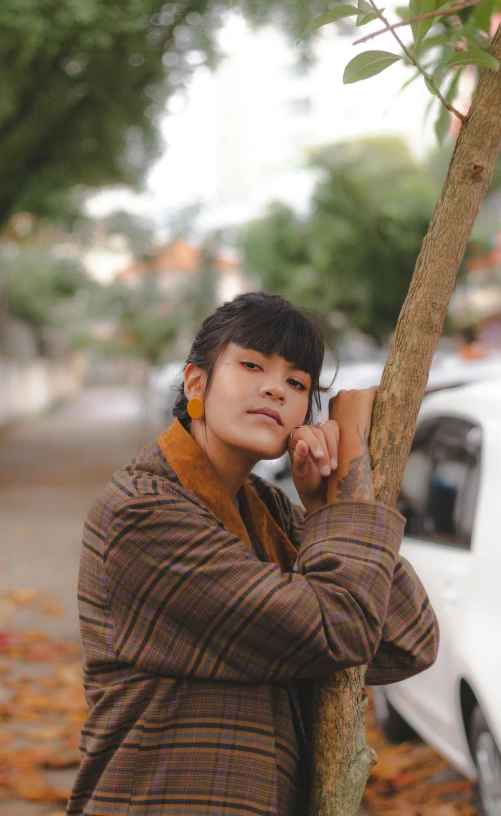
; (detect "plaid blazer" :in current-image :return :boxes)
[67,434,439,816]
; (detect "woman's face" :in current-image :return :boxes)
[200,342,311,461]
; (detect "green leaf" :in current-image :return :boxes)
[424,75,440,95]
[343,50,401,83]
[438,47,500,72]
[416,33,450,59]
[409,0,439,48]
[409,0,454,48]
[297,6,358,40]
[473,0,493,33]
[433,68,461,143]
[424,95,438,124]
[395,5,410,20]
[357,0,377,12]
[445,66,463,105]
[356,9,379,24]
[356,0,382,26]
[434,67,464,143]
[424,70,444,95]
[434,102,450,144]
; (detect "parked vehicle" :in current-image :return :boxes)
[372,378,501,816]
[253,359,385,495]
[150,356,501,812]
[254,351,501,500]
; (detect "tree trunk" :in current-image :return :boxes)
[308,24,501,816]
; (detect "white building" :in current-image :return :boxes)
[201,14,435,232]
[87,10,437,233]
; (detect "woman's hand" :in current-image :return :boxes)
[288,420,339,515]
[289,386,378,513]
[327,386,378,503]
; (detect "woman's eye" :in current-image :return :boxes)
[241,361,260,370]
[288,378,307,391]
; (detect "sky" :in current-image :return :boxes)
[85,5,443,226]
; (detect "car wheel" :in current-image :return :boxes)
[470,705,501,816]
[371,687,417,743]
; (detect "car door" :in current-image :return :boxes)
[391,415,481,746]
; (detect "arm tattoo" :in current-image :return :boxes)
[335,426,373,500]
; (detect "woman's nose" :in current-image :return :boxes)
[261,383,285,401]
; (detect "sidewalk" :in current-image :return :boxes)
[0,388,160,815]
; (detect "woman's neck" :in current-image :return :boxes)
[189,421,258,499]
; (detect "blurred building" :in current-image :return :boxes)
[117,237,248,302]
[201,15,434,232]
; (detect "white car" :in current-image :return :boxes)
[372,378,501,816]
[253,352,501,498]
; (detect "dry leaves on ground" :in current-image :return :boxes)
[0,623,85,810]
[0,587,482,816]
[363,691,480,816]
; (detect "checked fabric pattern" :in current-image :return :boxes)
[67,438,439,816]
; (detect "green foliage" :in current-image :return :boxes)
[356,0,382,27]
[0,0,338,227]
[98,210,156,261]
[238,137,438,345]
[0,0,225,225]
[298,6,358,41]
[299,0,501,143]
[1,244,98,351]
[119,300,180,365]
[343,50,401,83]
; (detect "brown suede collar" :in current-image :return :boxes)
[158,419,298,572]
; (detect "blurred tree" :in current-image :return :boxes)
[165,201,204,242]
[98,210,157,261]
[0,0,334,228]
[239,137,436,344]
[0,0,222,226]
[1,244,97,352]
[118,301,180,365]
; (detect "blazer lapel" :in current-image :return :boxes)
[158,419,298,572]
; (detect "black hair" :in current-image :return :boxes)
[173,291,334,429]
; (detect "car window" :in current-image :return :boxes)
[398,417,481,549]
[398,419,437,536]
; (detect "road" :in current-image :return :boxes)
[0,388,161,815]
[0,387,161,641]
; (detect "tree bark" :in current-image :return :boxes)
[308,24,501,816]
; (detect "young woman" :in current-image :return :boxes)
[67,292,439,816]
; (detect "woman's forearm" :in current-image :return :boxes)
[327,425,374,503]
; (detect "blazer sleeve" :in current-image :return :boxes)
[103,491,404,682]
[365,555,440,685]
[277,488,440,685]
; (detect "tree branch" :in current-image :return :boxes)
[365,0,465,120]
[308,22,501,816]
[353,0,483,46]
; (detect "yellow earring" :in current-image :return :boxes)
[187,396,204,420]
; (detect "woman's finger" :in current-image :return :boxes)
[315,420,339,469]
[291,439,312,481]
[289,426,331,477]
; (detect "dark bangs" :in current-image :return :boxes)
[223,296,324,411]
[173,292,331,427]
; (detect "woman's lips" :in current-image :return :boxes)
[248,410,282,426]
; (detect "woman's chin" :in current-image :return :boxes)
[238,439,287,462]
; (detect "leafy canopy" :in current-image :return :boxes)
[0,0,335,226]
[238,137,438,345]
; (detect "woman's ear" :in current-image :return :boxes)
[184,363,206,400]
